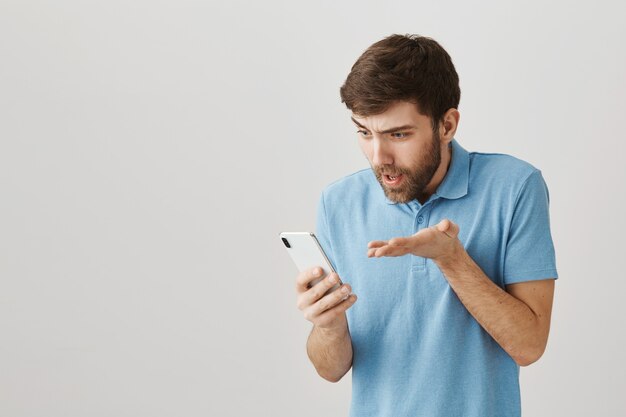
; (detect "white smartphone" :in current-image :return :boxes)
[279,232,341,292]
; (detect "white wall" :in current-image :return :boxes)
[1,0,624,415]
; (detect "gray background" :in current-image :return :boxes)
[1,0,625,416]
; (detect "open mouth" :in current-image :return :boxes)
[383,174,403,186]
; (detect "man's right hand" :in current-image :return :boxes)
[295,267,357,330]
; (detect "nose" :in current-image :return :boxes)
[371,137,393,166]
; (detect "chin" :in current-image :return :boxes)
[384,191,412,204]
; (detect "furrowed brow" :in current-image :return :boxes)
[351,117,417,134]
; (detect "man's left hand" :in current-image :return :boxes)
[367,219,463,264]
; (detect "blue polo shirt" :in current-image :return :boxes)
[315,138,558,417]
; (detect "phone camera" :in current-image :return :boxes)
[281,237,291,248]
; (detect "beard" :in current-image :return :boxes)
[372,129,442,204]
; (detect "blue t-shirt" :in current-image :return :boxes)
[315,138,558,417]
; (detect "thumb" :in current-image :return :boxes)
[436,219,459,238]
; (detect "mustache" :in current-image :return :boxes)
[375,166,409,176]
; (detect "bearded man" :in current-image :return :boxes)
[294,34,558,417]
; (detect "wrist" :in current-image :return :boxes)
[315,317,349,339]
[434,239,467,272]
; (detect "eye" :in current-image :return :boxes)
[391,132,408,139]
[357,130,371,138]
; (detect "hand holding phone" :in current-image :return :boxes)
[280,232,357,329]
[279,232,339,290]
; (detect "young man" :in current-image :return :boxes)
[294,34,558,417]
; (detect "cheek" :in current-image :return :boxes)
[395,143,425,169]
[393,141,416,157]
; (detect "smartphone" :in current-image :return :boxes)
[279,232,341,293]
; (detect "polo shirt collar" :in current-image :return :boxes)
[384,138,469,204]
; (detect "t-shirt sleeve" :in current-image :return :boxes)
[503,170,559,285]
[315,190,337,272]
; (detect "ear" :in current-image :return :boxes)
[439,108,460,142]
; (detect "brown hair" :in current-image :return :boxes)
[339,34,460,130]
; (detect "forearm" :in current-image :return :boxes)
[435,249,545,366]
[306,317,353,382]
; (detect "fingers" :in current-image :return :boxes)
[296,270,343,311]
[367,239,402,258]
[388,237,409,246]
[295,266,326,293]
[306,293,358,328]
[368,237,408,251]
[368,246,390,257]
[367,242,381,257]
[367,240,387,249]
[367,237,411,257]
[296,268,356,327]
[369,245,410,258]
[309,283,352,317]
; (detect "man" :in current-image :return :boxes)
[294,34,558,417]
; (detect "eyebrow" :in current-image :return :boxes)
[351,117,417,134]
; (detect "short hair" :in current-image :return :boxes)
[339,34,461,130]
